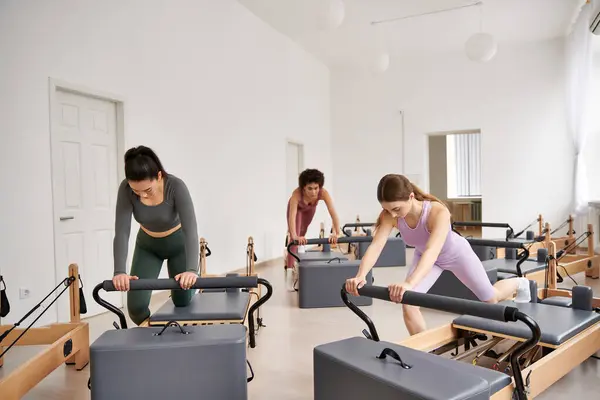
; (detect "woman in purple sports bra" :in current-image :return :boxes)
[286,169,341,270]
[345,174,531,335]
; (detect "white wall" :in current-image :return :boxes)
[585,51,600,202]
[0,0,331,324]
[331,38,574,236]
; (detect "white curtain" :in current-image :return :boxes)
[454,133,481,197]
[566,2,594,215]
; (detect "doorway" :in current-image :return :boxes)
[286,141,304,196]
[427,130,482,237]
[49,79,124,322]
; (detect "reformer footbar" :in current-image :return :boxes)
[336,284,541,400]
[92,275,273,348]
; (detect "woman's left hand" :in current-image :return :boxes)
[328,233,339,244]
[388,281,413,303]
[175,271,199,290]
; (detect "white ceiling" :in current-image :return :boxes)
[237,0,585,69]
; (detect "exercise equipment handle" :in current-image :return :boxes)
[292,236,373,246]
[101,276,258,292]
[453,221,511,228]
[342,222,375,229]
[466,238,524,249]
[286,236,374,262]
[356,285,518,322]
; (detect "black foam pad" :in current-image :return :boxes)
[453,301,600,346]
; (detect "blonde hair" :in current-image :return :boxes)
[375,174,446,228]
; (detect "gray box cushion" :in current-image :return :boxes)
[482,258,546,275]
[149,291,250,323]
[358,236,407,267]
[298,259,372,308]
[90,324,248,399]
[314,337,511,400]
[453,301,600,346]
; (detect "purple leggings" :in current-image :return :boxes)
[407,250,496,302]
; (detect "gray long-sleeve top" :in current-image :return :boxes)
[112,174,199,275]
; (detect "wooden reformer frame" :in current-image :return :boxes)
[397,240,600,399]
[141,237,267,346]
[0,264,90,400]
[538,214,577,254]
[492,222,599,287]
[523,222,600,286]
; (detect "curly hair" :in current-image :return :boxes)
[298,169,324,189]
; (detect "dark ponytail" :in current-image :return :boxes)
[124,146,167,181]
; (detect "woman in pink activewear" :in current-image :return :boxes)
[345,174,531,336]
[286,169,341,269]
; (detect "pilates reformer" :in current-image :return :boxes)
[287,236,375,303]
[329,264,600,400]
[147,237,271,348]
[538,214,578,254]
[538,222,599,283]
[453,220,547,260]
[105,237,271,348]
[0,264,90,400]
[90,275,271,399]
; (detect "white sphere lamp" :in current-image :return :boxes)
[371,53,390,74]
[465,32,497,62]
[317,0,345,30]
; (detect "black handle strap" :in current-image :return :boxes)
[376,348,411,369]
[326,257,342,264]
[247,360,254,382]
[153,321,190,336]
[0,275,6,290]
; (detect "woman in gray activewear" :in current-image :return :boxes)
[112,146,199,325]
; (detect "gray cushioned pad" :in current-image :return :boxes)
[453,301,600,346]
[496,271,517,280]
[149,291,250,322]
[298,251,348,263]
[314,337,510,400]
[482,258,546,275]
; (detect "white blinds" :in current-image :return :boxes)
[453,132,481,197]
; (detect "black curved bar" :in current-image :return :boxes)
[511,312,541,400]
[206,246,212,257]
[340,284,541,399]
[515,247,531,277]
[340,286,380,342]
[286,236,374,263]
[93,282,128,329]
[248,277,273,348]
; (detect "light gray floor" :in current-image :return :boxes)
[1,248,599,399]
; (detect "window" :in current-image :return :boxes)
[446,132,481,198]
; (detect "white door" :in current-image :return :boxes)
[50,88,122,322]
[286,141,303,196]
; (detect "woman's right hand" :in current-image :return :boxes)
[112,273,139,291]
[293,236,307,245]
[345,275,366,297]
